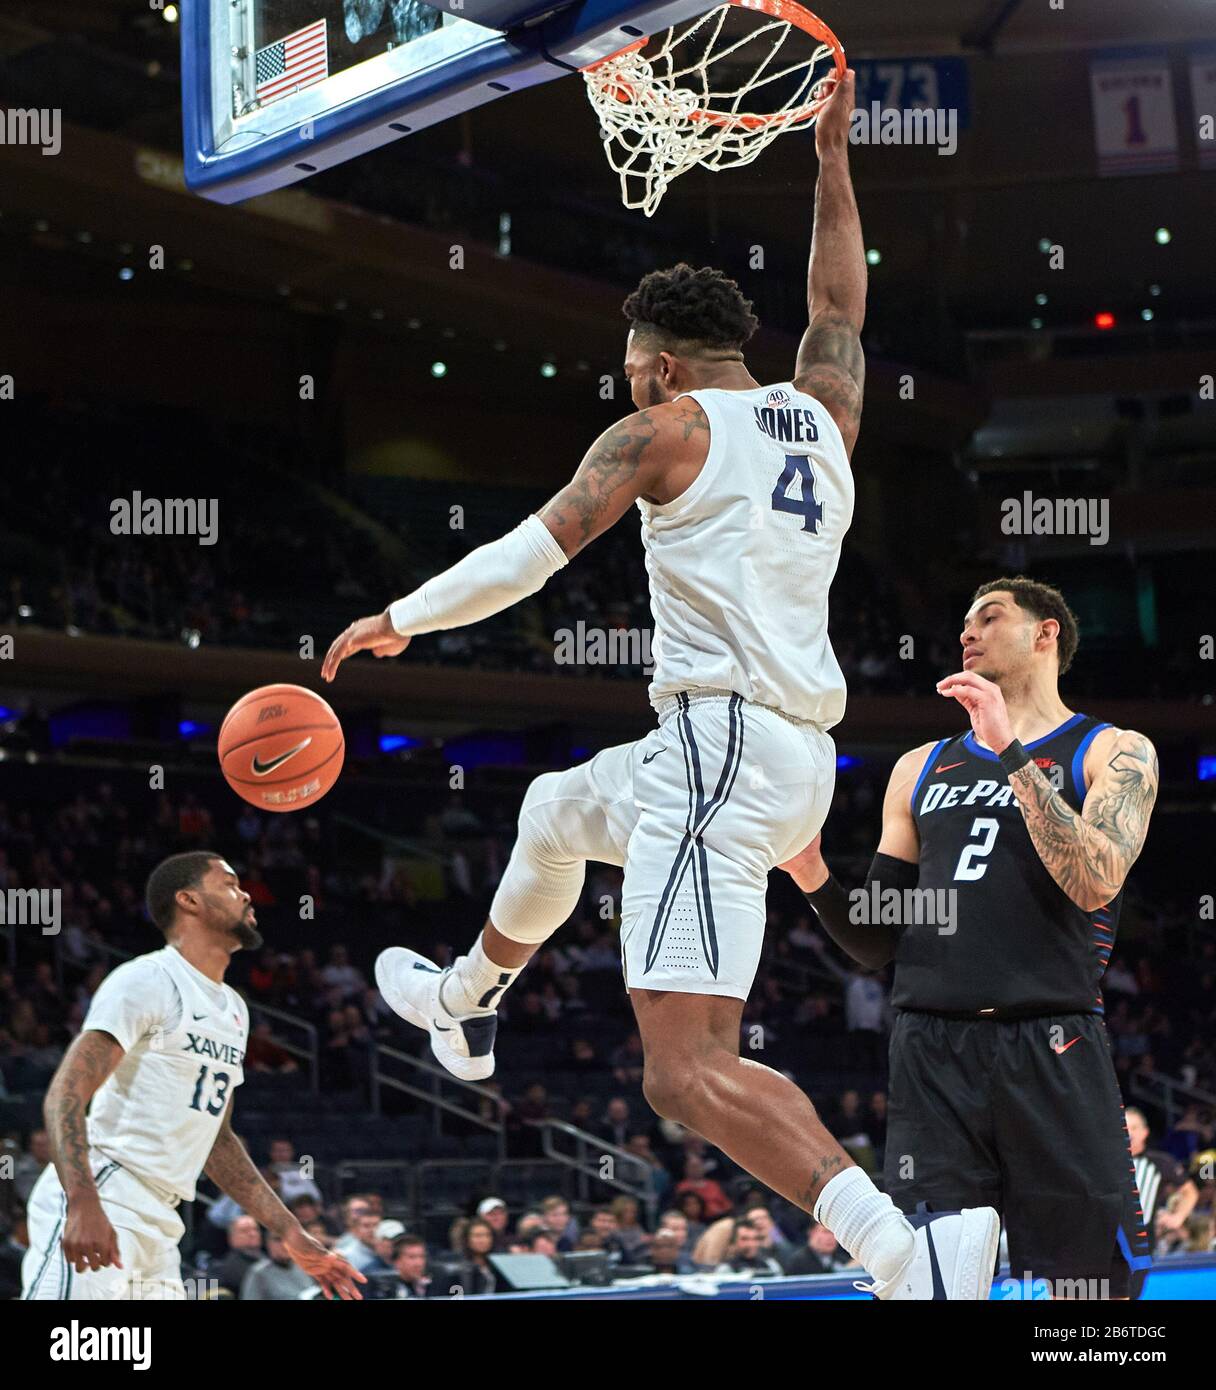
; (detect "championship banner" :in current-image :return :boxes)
[1190,45,1216,169]
[1089,50,1178,175]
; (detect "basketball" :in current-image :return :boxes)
[217,683,344,812]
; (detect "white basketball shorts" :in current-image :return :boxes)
[508,690,836,1000]
[22,1152,187,1300]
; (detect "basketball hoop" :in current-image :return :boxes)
[583,0,845,216]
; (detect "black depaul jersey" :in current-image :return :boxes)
[891,713,1121,1017]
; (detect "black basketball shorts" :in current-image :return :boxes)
[882,1010,1151,1298]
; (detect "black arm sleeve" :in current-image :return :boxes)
[802,852,920,971]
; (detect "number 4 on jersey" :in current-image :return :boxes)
[770,455,823,533]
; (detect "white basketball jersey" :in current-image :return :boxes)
[82,946,248,1202]
[639,382,854,728]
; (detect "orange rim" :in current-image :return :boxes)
[585,0,846,130]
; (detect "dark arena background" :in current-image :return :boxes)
[1,0,1214,1361]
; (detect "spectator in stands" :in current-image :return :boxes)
[610,1195,650,1261]
[743,1205,791,1258]
[714,1220,783,1278]
[321,944,366,1000]
[610,1031,645,1085]
[452,1217,499,1296]
[514,1211,545,1244]
[598,1096,632,1149]
[676,1191,711,1251]
[512,991,555,1036]
[388,1234,434,1298]
[370,1219,406,1272]
[212,1214,264,1295]
[332,1196,374,1261]
[476,1196,510,1249]
[1157,1146,1216,1251]
[303,1218,334,1248]
[178,793,214,845]
[674,1155,732,1221]
[264,1138,321,1205]
[587,1207,627,1261]
[811,1221,857,1272]
[245,1021,299,1074]
[540,1195,578,1252]
[1164,1104,1215,1167]
[13,1128,50,1204]
[0,1203,28,1301]
[626,1133,671,1204]
[286,1194,323,1229]
[235,805,262,847]
[834,1088,878,1172]
[780,1220,839,1275]
[641,1229,686,1278]
[867,1090,888,1159]
[568,1037,600,1072]
[322,1008,359,1089]
[247,948,278,999]
[524,1229,559,1259]
[239,1231,315,1300]
[506,1082,550,1157]
[340,1209,388,1273]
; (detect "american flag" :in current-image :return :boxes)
[255,18,328,108]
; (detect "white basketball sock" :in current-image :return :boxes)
[440,934,522,1016]
[814,1166,914,1285]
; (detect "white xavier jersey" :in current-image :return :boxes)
[82,946,248,1203]
[640,382,854,728]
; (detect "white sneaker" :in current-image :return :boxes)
[859,1203,1000,1300]
[374,947,498,1082]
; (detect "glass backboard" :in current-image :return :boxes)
[181,0,716,202]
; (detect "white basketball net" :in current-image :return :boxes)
[585,2,839,216]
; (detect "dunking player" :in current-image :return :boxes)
[22,852,364,1300]
[783,578,1159,1298]
[323,72,999,1299]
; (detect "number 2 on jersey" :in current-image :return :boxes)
[953,817,1000,881]
[190,1064,231,1115]
[770,455,823,533]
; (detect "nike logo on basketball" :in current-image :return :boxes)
[935,761,966,773]
[251,738,312,775]
[642,747,667,764]
[1053,1037,1082,1054]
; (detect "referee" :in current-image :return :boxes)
[781,578,1159,1299]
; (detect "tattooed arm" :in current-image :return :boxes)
[203,1104,296,1237]
[204,1102,365,1299]
[322,401,694,680]
[937,672,1158,913]
[43,1028,125,1271]
[537,397,699,558]
[45,1030,122,1199]
[1006,726,1159,913]
[793,68,865,458]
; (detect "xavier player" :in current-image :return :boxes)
[323,71,1000,1300]
[784,578,1158,1298]
[22,852,364,1300]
